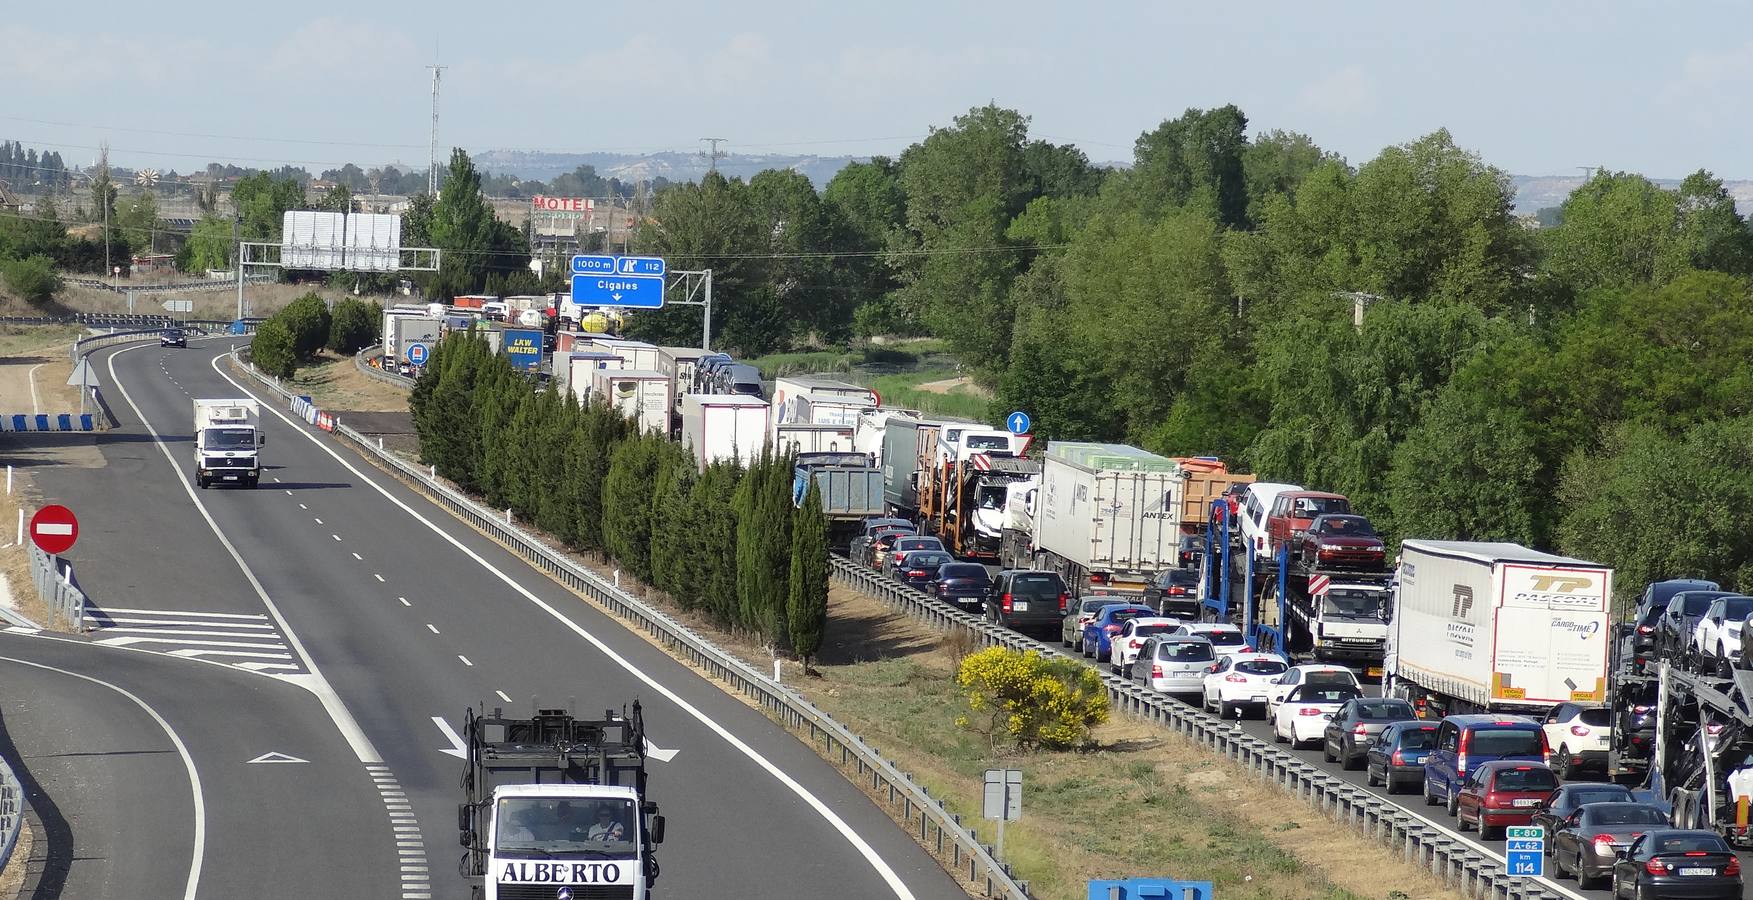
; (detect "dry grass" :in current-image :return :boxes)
[0,817,33,896]
[0,280,386,322]
[0,472,54,631]
[284,351,410,412]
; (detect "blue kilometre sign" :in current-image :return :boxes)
[1504,826,1544,877]
[570,255,668,309]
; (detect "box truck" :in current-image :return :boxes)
[592,370,672,435]
[1005,442,1184,594]
[679,394,770,470]
[776,423,856,455]
[193,399,265,489]
[559,352,627,401]
[879,414,942,518]
[1385,540,1613,717]
[772,376,876,428]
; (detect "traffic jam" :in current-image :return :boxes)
[838,419,1753,900]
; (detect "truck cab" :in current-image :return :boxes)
[1304,579,1390,667]
[193,399,264,489]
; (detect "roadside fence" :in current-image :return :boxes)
[28,543,85,632]
[234,355,1031,898]
[354,346,416,390]
[0,750,21,882]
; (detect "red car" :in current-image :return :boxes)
[1265,490,1352,559]
[1455,761,1559,840]
[1298,514,1386,571]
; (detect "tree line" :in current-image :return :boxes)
[406,331,829,662]
[249,292,381,378]
[625,102,1753,602]
[0,141,72,191]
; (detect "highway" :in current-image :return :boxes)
[10,336,962,899]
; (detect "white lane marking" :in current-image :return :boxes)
[352,552,363,561]
[332,534,341,541]
[398,598,411,607]
[284,490,292,496]
[457,655,472,667]
[212,352,919,899]
[92,628,282,639]
[94,635,290,651]
[234,662,301,672]
[431,717,467,759]
[27,362,43,414]
[96,608,271,620]
[108,343,383,765]
[374,573,385,582]
[90,617,274,629]
[314,518,324,525]
[0,655,206,900]
[643,737,680,763]
[495,690,512,703]
[299,503,307,510]
[274,477,282,483]
[425,623,439,634]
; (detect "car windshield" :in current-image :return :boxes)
[1563,787,1633,809]
[1584,806,1668,827]
[1133,624,1176,639]
[939,564,986,579]
[1011,575,1062,598]
[1105,608,1149,624]
[1165,570,1198,585]
[1314,515,1375,536]
[1679,594,1718,615]
[495,797,636,855]
[896,539,939,551]
[1492,768,1557,791]
[1306,671,1357,687]
[1234,659,1286,675]
[964,435,1009,450]
[1468,728,1543,756]
[1356,700,1415,720]
[1160,641,1214,661]
[1079,598,1115,614]
[1322,590,1382,619]
[202,427,256,450]
[1651,834,1729,854]
[1294,496,1350,516]
[1398,728,1438,750]
[1578,708,1611,727]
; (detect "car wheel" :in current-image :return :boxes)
[1558,744,1580,781]
[1218,701,1234,720]
[1720,644,1732,676]
[1081,638,1092,659]
[1062,633,1072,648]
[1634,882,1652,900]
[1365,764,1380,787]
[1446,790,1459,818]
[1457,809,1473,831]
[1273,720,1287,744]
[1322,740,1336,763]
[1342,746,1364,771]
[1576,864,1602,890]
[1480,822,1501,841]
[1554,847,1571,879]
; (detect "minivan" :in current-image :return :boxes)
[1423,715,1548,816]
[1239,483,1303,563]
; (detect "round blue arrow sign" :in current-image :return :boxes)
[1005,411,1031,435]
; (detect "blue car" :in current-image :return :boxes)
[1080,603,1155,662]
[1423,715,1546,817]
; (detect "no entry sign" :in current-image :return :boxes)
[29,505,78,555]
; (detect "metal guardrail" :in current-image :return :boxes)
[233,357,1031,898]
[28,543,85,632]
[354,346,415,389]
[827,557,1575,900]
[64,274,272,294]
[0,749,21,881]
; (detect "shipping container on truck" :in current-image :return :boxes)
[679,394,770,470]
[880,414,943,518]
[451,295,493,310]
[656,346,711,406]
[776,422,856,454]
[592,369,672,435]
[771,375,875,426]
[582,337,662,373]
[1012,442,1185,595]
[1386,540,1613,718]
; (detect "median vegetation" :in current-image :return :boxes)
[249,292,380,378]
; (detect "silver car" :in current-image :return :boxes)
[1132,635,1215,696]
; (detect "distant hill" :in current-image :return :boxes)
[471,150,1752,215]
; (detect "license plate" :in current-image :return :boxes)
[1512,798,1538,807]
[1012,601,1028,611]
[1680,867,1714,876]
[222,474,239,480]
[1367,667,1384,677]
[1250,696,1267,704]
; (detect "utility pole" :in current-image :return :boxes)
[427,64,447,196]
[699,138,727,174]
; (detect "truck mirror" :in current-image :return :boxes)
[257,433,267,446]
[650,814,666,844]
[458,805,471,832]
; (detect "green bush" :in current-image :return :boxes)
[250,319,297,379]
[327,298,380,354]
[955,646,1109,750]
[278,291,332,359]
[1,255,61,305]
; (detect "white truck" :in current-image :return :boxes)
[679,394,770,470]
[193,399,265,489]
[1006,442,1183,594]
[771,376,876,429]
[1385,540,1614,717]
[592,370,672,435]
[458,704,664,900]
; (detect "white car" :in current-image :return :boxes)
[1692,596,1753,674]
[1539,702,1611,779]
[1132,635,1215,696]
[1201,652,1290,719]
[1239,482,1303,564]
[1110,617,1182,677]
[1265,663,1361,721]
[1272,682,1363,748]
[1173,622,1249,658]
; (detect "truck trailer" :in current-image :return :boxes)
[593,369,672,435]
[458,703,664,900]
[879,414,942,519]
[1385,540,1614,718]
[679,394,770,470]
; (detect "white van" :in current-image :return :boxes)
[1239,482,1303,563]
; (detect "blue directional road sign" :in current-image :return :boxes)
[1504,826,1544,877]
[571,255,617,275]
[1005,411,1031,435]
[571,273,666,310]
[404,341,430,365]
[616,255,666,276]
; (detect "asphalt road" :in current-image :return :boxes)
[69,338,961,900]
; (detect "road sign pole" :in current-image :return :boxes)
[703,268,712,351]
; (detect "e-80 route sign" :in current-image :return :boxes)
[30,504,78,555]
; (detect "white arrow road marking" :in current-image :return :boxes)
[247,751,308,764]
[433,716,466,759]
[643,738,679,763]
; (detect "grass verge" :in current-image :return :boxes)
[858,370,993,421]
[283,351,410,412]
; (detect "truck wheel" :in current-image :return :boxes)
[195,475,207,490]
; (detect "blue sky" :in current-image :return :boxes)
[5,1,1750,178]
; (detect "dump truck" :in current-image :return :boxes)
[192,399,265,489]
[793,451,883,548]
[458,703,664,900]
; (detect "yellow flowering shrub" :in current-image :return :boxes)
[955,646,1109,750]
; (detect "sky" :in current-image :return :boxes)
[5,0,1752,179]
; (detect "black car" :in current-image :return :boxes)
[1552,802,1668,889]
[1529,782,1635,847]
[985,570,1069,638]
[1142,568,1200,618]
[1610,830,1741,899]
[1175,535,1203,569]
[896,550,954,589]
[1636,578,1722,625]
[1321,698,1417,769]
[1614,678,1659,766]
[1655,590,1739,661]
[1364,721,1438,794]
[160,327,187,348]
[932,562,990,612]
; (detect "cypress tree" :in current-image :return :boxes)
[733,450,763,633]
[603,436,658,581]
[787,480,829,670]
[754,452,795,648]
